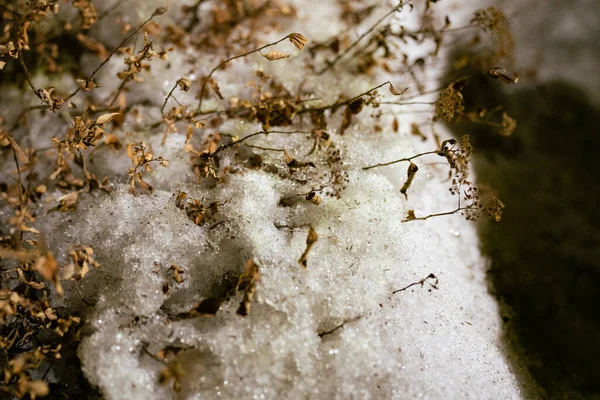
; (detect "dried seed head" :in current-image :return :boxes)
[306,191,322,205]
[261,50,290,61]
[435,84,464,122]
[153,6,167,16]
[177,78,191,91]
[288,33,308,50]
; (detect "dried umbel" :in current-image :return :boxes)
[471,7,515,65]
[435,83,464,122]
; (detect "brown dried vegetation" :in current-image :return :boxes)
[0,0,515,397]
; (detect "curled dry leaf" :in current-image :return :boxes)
[388,82,408,96]
[288,33,308,50]
[237,259,260,316]
[76,79,100,91]
[400,162,419,199]
[51,192,79,212]
[299,226,318,268]
[283,150,316,169]
[261,50,290,61]
[489,67,519,84]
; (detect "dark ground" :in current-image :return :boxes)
[450,71,600,399]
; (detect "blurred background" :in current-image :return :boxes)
[447,0,600,398]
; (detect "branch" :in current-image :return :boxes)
[362,150,437,170]
[209,130,310,157]
[392,273,438,294]
[65,9,163,102]
[401,207,466,222]
[299,80,397,115]
[197,34,292,112]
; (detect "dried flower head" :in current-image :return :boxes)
[176,78,191,91]
[261,50,291,61]
[485,196,505,222]
[435,83,464,122]
[288,33,308,50]
[500,112,517,136]
[306,191,322,205]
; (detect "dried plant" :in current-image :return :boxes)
[0,0,515,396]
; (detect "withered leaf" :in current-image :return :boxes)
[400,162,418,199]
[52,192,79,212]
[283,150,316,169]
[96,112,120,125]
[298,226,318,268]
[237,259,259,316]
[388,82,408,96]
[488,67,519,84]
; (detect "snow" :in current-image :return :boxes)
[2,0,539,398]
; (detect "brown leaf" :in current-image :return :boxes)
[400,162,419,199]
[96,112,120,125]
[52,192,79,212]
[298,226,318,268]
[237,259,260,316]
[488,67,519,84]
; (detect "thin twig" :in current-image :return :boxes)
[65,11,161,102]
[299,81,396,114]
[197,34,292,112]
[392,273,438,294]
[317,1,410,74]
[362,150,437,170]
[210,130,310,157]
[160,82,178,114]
[318,315,362,338]
[402,207,466,222]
